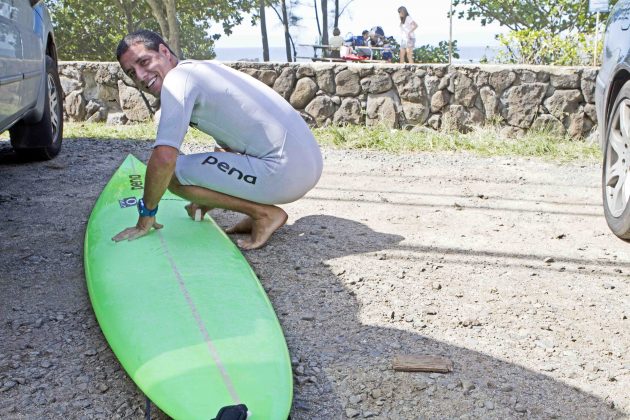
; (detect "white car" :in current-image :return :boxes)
[0,0,62,160]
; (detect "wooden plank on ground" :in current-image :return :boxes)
[392,355,453,373]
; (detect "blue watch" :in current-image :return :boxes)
[137,198,158,217]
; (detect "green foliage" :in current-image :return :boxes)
[452,0,619,34]
[413,40,460,64]
[48,0,256,61]
[495,29,602,66]
[386,38,459,64]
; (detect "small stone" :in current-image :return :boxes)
[1,380,17,391]
[40,361,52,369]
[97,383,109,393]
[514,403,527,413]
[363,411,378,418]
[485,401,495,410]
[543,257,555,263]
[501,385,514,392]
[84,348,98,357]
[371,389,382,399]
[349,394,363,404]
[346,408,360,418]
[301,314,315,321]
[432,282,442,290]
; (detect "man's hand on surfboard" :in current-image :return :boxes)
[112,216,164,242]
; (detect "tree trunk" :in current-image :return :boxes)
[320,0,328,46]
[314,0,321,41]
[144,0,182,57]
[113,0,136,33]
[259,0,269,61]
[281,0,292,61]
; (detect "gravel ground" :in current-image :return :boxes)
[0,137,628,419]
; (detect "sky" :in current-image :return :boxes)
[213,0,509,49]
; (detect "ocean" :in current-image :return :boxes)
[213,45,499,63]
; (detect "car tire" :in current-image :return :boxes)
[602,79,630,240]
[9,55,64,160]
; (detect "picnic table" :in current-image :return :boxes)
[297,44,390,63]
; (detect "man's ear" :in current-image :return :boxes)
[158,43,171,57]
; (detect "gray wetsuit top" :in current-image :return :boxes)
[155,60,323,205]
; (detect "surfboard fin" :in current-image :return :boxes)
[212,404,249,420]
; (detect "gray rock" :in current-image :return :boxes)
[117,81,154,122]
[549,69,581,89]
[581,68,598,103]
[305,95,337,126]
[531,114,566,136]
[442,105,471,133]
[334,98,363,125]
[425,75,441,98]
[544,89,583,120]
[360,73,393,94]
[427,114,441,130]
[402,101,429,125]
[336,69,361,96]
[106,112,128,125]
[316,68,336,94]
[479,86,499,121]
[272,67,296,100]
[296,66,315,78]
[393,70,428,103]
[290,78,318,109]
[501,83,547,128]
[60,76,82,96]
[453,73,477,107]
[259,70,278,87]
[64,90,86,121]
[346,408,361,418]
[366,93,399,128]
[431,90,450,113]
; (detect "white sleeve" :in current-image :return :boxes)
[154,66,199,150]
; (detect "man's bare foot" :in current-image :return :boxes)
[184,203,213,221]
[237,207,288,250]
[225,216,254,234]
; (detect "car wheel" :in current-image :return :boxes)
[602,80,630,240]
[9,55,64,160]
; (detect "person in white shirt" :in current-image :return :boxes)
[329,27,344,58]
[398,6,418,64]
[112,30,323,249]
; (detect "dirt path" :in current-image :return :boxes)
[0,138,628,419]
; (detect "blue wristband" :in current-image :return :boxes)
[137,198,158,217]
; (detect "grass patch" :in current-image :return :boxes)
[58,121,601,163]
[62,121,216,144]
[314,124,601,162]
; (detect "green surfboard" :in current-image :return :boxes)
[84,155,292,419]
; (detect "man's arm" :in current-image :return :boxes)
[112,145,179,242]
[143,145,179,209]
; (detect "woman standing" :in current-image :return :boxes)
[398,6,418,64]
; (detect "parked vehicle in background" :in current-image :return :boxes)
[0,0,62,160]
[596,0,630,240]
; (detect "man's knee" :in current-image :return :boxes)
[168,175,183,194]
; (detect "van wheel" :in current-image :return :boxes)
[10,55,64,160]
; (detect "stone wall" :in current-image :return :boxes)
[59,61,598,139]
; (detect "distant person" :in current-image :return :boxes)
[112,30,323,249]
[329,27,344,58]
[368,26,393,62]
[398,6,418,64]
[368,26,386,47]
[356,29,372,58]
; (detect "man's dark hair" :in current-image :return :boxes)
[116,29,177,61]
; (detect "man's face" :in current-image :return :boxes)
[119,43,175,95]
